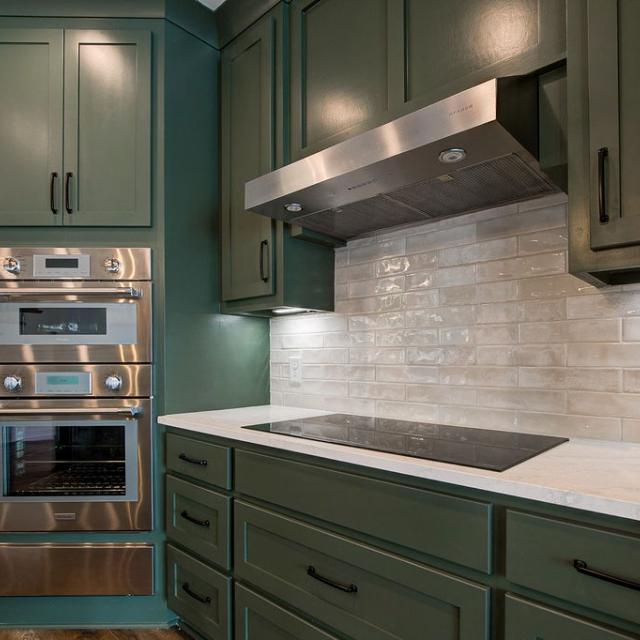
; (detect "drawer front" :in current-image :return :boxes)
[505,594,636,640]
[506,511,640,625]
[166,544,231,640]
[235,583,339,640]
[167,432,231,489]
[166,475,231,570]
[235,450,492,573]
[235,501,490,640]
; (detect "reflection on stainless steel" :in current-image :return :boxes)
[0,543,154,595]
[245,77,563,239]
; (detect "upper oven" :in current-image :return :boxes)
[0,248,151,364]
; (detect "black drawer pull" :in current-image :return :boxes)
[573,559,640,591]
[50,172,58,214]
[64,172,73,214]
[182,582,211,604]
[597,147,609,224]
[307,565,358,593]
[178,453,208,467]
[180,510,210,528]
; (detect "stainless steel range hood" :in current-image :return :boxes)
[245,76,563,240]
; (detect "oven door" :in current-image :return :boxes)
[0,399,151,531]
[0,282,151,363]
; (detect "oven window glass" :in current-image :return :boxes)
[5,424,126,496]
[19,308,108,336]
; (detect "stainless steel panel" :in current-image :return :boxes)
[0,364,152,398]
[0,281,151,363]
[0,247,151,281]
[0,398,152,531]
[245,77,562,239]
[0,543,154,595]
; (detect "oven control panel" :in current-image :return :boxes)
[0,365,151,398]
[0,247,151,281]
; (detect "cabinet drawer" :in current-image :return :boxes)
[166,544,231,640]
[235,501,489,640]
[235,450,492,572]
[166,475,231,570]
[167,432,231,489]
[235,583,339,640]
[505,594,635,640]
[506,511,640,625]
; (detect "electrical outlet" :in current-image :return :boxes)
[289,356,302,386]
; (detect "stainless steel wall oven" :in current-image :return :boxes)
[0,248,152,532]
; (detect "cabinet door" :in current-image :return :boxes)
[221,12,279,302]
[63,29,151,226]
[289,0,403,160]
[402,0,566,113]
[588,0,640,250]
[0,29,63,226]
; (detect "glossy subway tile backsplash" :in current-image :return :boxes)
[270,194,640,443]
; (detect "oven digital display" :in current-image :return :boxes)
[44,258,79,269]
[35,371,92,395]
[19,308,108,336]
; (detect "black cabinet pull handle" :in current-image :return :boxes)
[181,582,211,604]
[307,565,358,593]
[64,172,73,214]
[573,559,640,591]
[50,172,58,214]
[259,239,269,282]
[597,147,608,224]
[180,510,210,528]
[178,453,208,467]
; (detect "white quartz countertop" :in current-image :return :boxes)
[158,405,640,522]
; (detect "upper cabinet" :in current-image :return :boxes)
[220,4,335,315]
[0,27,151,227]
[568,0,640,284]
[0,29,63,226]
[290,0,566,160]
[63,30,151,226]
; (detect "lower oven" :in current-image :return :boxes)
[0,366,152,532]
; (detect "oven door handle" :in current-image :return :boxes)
[0,287,142,299]
[0,406,143,417]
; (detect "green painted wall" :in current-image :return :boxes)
[0,12,269,628]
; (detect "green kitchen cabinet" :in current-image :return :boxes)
[0,26,151,227]
[0,28,63,225]
[63,29,151,226]
[289,0,566,161]
[568,0,640,284]
[220,3,335,315]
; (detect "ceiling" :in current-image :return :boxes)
[196,0,227,11]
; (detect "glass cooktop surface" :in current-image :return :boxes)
[242,413,568,472]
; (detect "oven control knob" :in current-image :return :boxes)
[104,375,123,392]
[104,257,121,274]
[3,375,22,392]
[2,257,20,275]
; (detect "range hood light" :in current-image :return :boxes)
[438,148,467,163]
[284,202,303,213]
[272,306,312,315]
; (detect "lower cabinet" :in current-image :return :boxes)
[234,500,490,640]
[505,595,637,640]
[166,544,232,640]
[235,584,339,640]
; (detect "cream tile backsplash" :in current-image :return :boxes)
[270,194,640,443]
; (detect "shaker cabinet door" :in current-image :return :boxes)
[63,29,151,226]
[221,13,278,302]
[0,29,63,226]
[588,0,640,251]
[289,0,403,160]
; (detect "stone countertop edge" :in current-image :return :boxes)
[158,404,640,523]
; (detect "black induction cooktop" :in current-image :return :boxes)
[241,413,568,472]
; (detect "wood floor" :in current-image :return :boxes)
[0,631,190,640]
